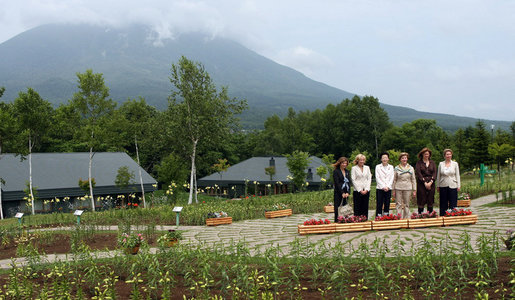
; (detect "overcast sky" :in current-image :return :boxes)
[1,0,514,121]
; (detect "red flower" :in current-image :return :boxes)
[134,203,138,207]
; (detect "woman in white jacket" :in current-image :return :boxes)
[375,152,394,216]
[351,154,372,220]
[437,149,461,216]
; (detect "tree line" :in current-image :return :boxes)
[1,57,514,195]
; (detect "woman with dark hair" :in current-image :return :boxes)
[437,149,461,216]
[332,157,352,222]
[351,154,371,220]
[375,152,394,216]
[415,147,437,214]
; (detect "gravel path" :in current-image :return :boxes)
[1,193,512,269]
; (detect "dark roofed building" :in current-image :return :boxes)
[197,156,329,197]
[0,152,157,217]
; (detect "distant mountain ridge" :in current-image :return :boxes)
[0,23,510,131]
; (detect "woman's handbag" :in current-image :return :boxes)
[338,202,353,217]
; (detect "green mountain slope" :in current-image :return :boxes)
[0,24,510,130]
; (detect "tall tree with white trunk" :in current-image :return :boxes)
[167,56,246,204]
[13,88,53,214]
[71,69,116,211]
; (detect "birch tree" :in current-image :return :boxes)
[167,56,246,204]
[119,98,158,208]
[13,88,53,214]
[71,69,116,211]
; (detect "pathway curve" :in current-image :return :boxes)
[1,193,513,269]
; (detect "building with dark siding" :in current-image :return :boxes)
[0,152,157,217]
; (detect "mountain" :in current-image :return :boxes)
[0,24,511,131]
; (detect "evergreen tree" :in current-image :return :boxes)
[469,121,491,167]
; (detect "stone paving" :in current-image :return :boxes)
[1,193,513,269]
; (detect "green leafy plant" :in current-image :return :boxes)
[117,232,144,248]
[157,229,183,245]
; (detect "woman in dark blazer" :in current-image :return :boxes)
[415,147,437,214]
[332,157,351,222]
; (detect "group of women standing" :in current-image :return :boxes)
[332,147,461,222]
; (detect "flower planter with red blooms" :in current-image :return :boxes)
[443,208,477,226]
[408,211,443,228]
[334,222,372,232]
[298,219,334,235]
[372,214,408,230]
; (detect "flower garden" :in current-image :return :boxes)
[0,186,513,299]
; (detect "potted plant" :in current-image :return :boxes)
[264,203,292,218]
[298,218,334,235]
[408,211,443,228]
[206,211,232,226]
[324,202,334,213]
[457,193,471,207]
[443,208,477,226]
[372,213,408,230]
[335,215,372,233]
[118,232,144,254]
[157,229,183,247]
[502,229,514,250]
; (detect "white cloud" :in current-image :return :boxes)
[274,46,333,77]
[1,0,514,121]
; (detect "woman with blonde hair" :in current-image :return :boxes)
[351,154,371,220]
[415,147,437,214]
[332,157,352,222]
[437,149,461,216]
[393,152,417,219]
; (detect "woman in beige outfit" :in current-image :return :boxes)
[392,152,417,219]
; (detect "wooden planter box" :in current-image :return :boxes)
[389,202,396,210]
[443,214,478,226]
[457,200,471,207]
[298,224,335,235]
[265,209,292,218]
[324,205,334,213]
[372,219,408,230]
[206,217,233,226]
[124,246,140,255]
[335,221,372,233]
[408,217,443,229]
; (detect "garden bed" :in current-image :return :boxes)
[265,209,292,218]
[0,232,124,260]
[206,217,233,226]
